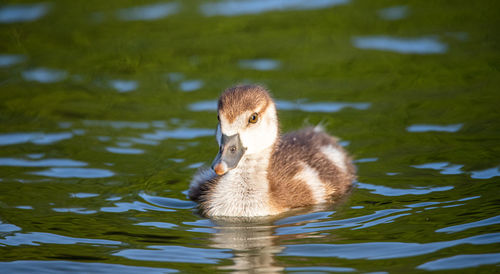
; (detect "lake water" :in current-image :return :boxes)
[1,0,499,273]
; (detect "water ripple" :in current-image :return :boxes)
[180,80,204,92]
[106,147,144,154]
[276,100,371,113]
[0,3,51,23]
[114,245,232,263]
[417,253,500,270]
[135,222,177,229]
[356,182,453,196]
[101,201,174,213]
[70,193,99,198]
[22,67,67,83]
[353,36,447,54]
[83,120,150,129]
[282,232,500,259]
[0,132,73,146]
[412,162,464,175]
[188,99,370,113]
[0,232,121,247]
[287,266,356,272]
[140,192,196,209]
[275,211,334,226]
[109,79,138,93]
[200,0,350,16]
[470,167,500,179]
[0,221,21,233]
[377,6,408,21]
[52,208,97,214]
[0,54,26,67]
[142,128,213,140]
[0,261,178,274]
[0,158,86,167]
[238,59,281,70]
[275,208,410,235]
[117,2,180,21]
[436,215,500,233]
[407,123,463,132]
[30,167,114,178]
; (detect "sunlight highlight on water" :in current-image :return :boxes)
[200,0,350,16]
[116,3,180,21]
[353,36,448,54]
[0,54,25,67]
[0,3,50,23]
[22,67,67,83]
[30,167,114,178]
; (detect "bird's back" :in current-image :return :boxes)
[267,127,355,211]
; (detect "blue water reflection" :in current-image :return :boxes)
[0,221,21,232]
[180,80,204,92]
[412,162,464,175]
[436,215,500,233]
[0,54,25,67]
[276,100,370,112]
[135,222,177,229]
[30,167,114,178]
[276,208,411,235]
[282,232,500,259]
[52,208,97,214]
[0,232,121,246]
[354,157,378,163]
[106,147,144,154]
[83,120,151,129]
[470,167,500,179]
[116,2,180,21]
[0,3,50,23]
[356,182,453,196]
[238,59,281,71]
[407,123,463,132]
[200,0,350,16]
[142,128,213,141]
[22,67,67,83]
[353,36,447,54]
[0,132,73,146]
[287,266,356,272]
[417,253,500,270]
[0,261,178,274]
[101,201,174,213]
[114,245,232,263]
[0,158,86,167]
[188,99,370,113]
[378,6,408,21]
[139,192,196,209]
[70,193,99,198]
[109,80,138,93]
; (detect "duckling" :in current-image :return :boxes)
[189,84,355,217]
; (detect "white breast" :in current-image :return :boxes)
[206,151,275,217]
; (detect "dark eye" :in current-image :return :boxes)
[248,113,259,124]
[217,115,220,121]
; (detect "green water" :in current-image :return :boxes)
[1,0,499,272]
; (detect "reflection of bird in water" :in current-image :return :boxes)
[211,218,284,273]
[189,84,355,217]
[209,204,338,273]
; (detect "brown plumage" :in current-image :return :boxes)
[218,85,271,123]
[268,128,355,212]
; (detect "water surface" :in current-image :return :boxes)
[0,0,499,273]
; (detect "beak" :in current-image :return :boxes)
[211,133,246,175]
